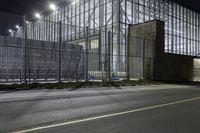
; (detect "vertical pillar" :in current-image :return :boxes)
[24,16,28,84]
[99,0,105,80]
[112,0,121,72]
[108,31,111,81]
[85,26,89,82]
[58,21,62,83]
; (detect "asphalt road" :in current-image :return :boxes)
[0,84,200,133]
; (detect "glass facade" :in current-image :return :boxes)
[26,0,200,71]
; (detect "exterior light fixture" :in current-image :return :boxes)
[72,1,76,5]
[35,13,41,19]
[8,29,13,33]
[49,3,57,11]
[16,25,20,29]
[72,0,78,5]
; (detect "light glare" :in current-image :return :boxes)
[35,13,41,19]
[72,0,78,5]
[49,3,57,11]
[16,25,20,29]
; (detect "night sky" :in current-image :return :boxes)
[0,0,58,15]
[0,0,199,15]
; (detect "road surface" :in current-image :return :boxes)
[0,84,200,133]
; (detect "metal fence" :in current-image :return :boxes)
[0,35,85,83]
[0,17,129,84]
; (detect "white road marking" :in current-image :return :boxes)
[13,96,200,133]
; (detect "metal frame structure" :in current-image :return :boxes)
[25,0,200,69]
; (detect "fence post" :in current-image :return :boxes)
[20,69,22,83]
[143,38,145,79]
[24,16,28,84]
[99,30,103,80]
[85,26,89,82]
[108,31,111,82]
[58,21,62,83]
[127,26,130,80]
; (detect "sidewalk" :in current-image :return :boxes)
[0,84,197,103]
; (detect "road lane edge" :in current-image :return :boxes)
[13,96,200,133]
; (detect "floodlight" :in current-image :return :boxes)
[35,13,41,19]
[16,25,20,29]
[8,29,13,33]
[49,3,57,11]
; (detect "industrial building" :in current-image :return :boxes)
[0,0,200,83]
[25,1,200,51]
[25,0,200,69]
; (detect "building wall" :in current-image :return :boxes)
[17,0,199,74]
[128,20,199,81]
[193,59,200,81]
[25,0,200,56]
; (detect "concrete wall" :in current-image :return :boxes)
[128,20,161,80]
[128,20,199,81]
[192,59,200,81]
[155,54,194,81]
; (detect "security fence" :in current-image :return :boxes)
[0,36,84,83]
[0,15,130,83]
